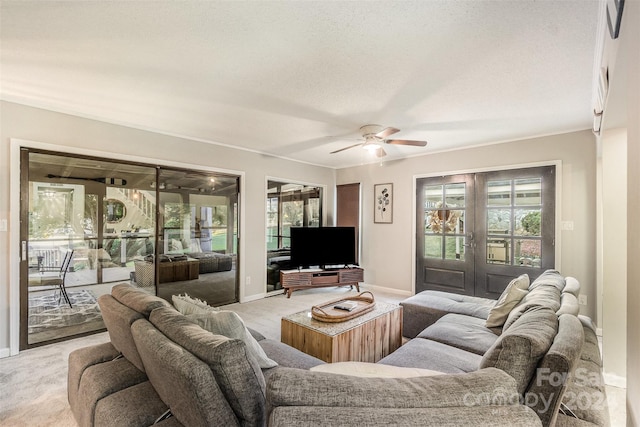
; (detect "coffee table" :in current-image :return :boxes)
[281,301,403,363]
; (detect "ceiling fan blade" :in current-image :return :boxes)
[375,127,400,139]
[330,142,363,154]
[385,139,428,147]
[375,147,387,158]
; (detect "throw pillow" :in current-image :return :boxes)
[172,293,220,315]
[187,310,278,369]
[310,361,445,378]
[485,274,530,328]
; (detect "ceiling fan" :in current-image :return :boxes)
[330,124,428,158]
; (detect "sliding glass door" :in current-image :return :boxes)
[20,148,240,349]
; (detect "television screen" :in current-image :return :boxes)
[290,227,357,268]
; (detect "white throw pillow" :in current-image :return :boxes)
[311,361,444,378]
[172,293,220,315]
[187,310,278,369]
[485,274,530,328]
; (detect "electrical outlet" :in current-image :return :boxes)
[0,219,7,232]
[579,294,587,305]
[246,276,251,285]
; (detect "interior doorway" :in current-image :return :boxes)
[337,183,361,264]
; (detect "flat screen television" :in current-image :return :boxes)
[290,226,357,268]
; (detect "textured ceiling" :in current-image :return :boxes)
[0,1,601,168]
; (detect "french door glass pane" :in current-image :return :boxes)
[487,208,511,235]
[424,235,442,258]
[424,185,443,207]
[515,209,542,236]
[486,178,543,267]
[445,183,465,207]
[515,178,542,206]
[487,239,510,264]
[443,210,465,234]
[487,180,511,206]
[515,239,542,266]
[445,237,466,261]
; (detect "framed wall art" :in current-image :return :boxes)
[374,183,393,224]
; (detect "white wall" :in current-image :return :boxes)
[600,127,627,385]
[0,101,336,355]
[337,130,598,319]
[619,0,640,423]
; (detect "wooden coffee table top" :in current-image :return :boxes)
[282,301,400,337]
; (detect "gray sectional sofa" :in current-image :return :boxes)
[68,270,607,427]
[393,270,609,427]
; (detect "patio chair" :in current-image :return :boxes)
[36,249,75,308]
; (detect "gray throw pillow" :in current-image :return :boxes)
[187,310,278,368]
[172,293,220,315]
[485,274,529,328]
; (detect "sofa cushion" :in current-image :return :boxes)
[563,277,581,296]
[186,310,277,369]
[378,337,482,373]
[528,269,566,292]
[131,318,239,427]
[94,380,170,427]
[400,291,496,338]
[172,293,220,315]
[503,284,561,331]
[73,356,149,427]
[310,361,445,378]
[485,274,529,327]
[111,283,171,317]
[480,305,558,394]
[258,339,325,370]
[418,314,500,355]
[273,405,542,426]
[556,292,580,316]
[150,307,268,426]
[98,294,147,372]
[267,367,521,410]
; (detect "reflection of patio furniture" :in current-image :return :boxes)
[163,236,233,274]
[29,249,74,308]
[134,255,200,287]
[487,239,508,263]
[187,252,233,273]
[267,248,291,291]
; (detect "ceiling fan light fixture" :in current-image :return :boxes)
[362,137,381,151]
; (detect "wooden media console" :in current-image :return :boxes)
[280,267,363,298]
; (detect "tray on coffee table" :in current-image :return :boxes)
[311,291,376,323]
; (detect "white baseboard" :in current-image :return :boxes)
[603,372,627,389]
[360,283,412,297]
[240,292,266,303]
[0,348,11,359]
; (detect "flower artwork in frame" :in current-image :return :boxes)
[374,183,393,223]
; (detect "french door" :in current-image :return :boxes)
[416,166,555,299]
